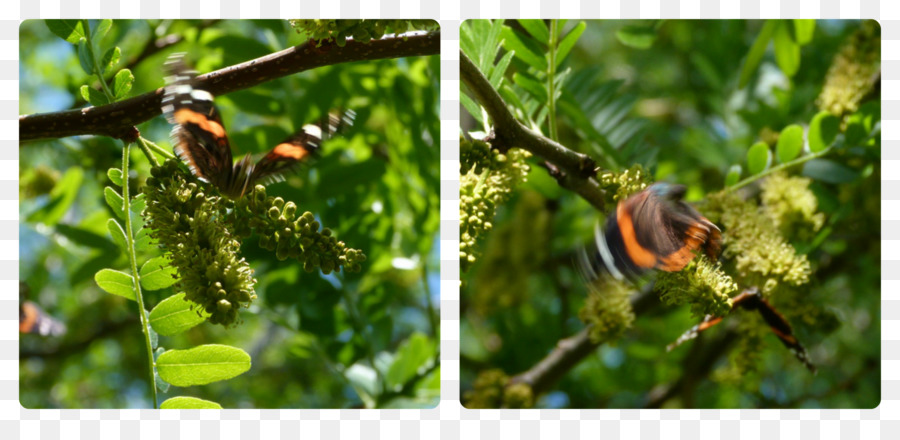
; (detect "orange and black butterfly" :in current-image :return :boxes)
[667,287,816,373]
[19,283,66,337]
[162,53,354,199]
[579,182,722,282]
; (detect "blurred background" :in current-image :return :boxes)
[19,19,440,409]
[460,19,880,409]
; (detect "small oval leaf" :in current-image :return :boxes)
[791,20,816,45]
[77,39,94,76]
[808,111,839,152]
[94,268,136,300]
[160,396,222,410]
[107,168,123,186]
[45,20,85,44]
[140,256,178,291]
[107,218,127,251]
[725,164,742,187]
[747,142,771,175]
[776,124,804,163]
[616,25,657,50]
[104,186,125,219]
[156,345,251,387]
[773,22,800,77]
[149,293,207,336]
[101,47,121,74]
[114,69,134,99]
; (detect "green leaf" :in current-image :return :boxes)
[80,85,109,106]
[845,100,880,147]
[107,218,127,251]
[45,20,85,44]
[488,51,515,89]
[54,224,116,251]
[739,20,778,88]
[345,363,378,408]
[773,22,800,77]
[460,93,484,127]
[133,227,153,253]
[26,168,83,226]
[160,396,223,410]
[107,168,123,186]
[113,69,134,99]
[104,186,125,219]
[802,159,860,184]
[724,164,742,187]
[100,47,121,74]
[615,25,657,49]
[77,39,94,76]
[513,72,548,103]
[808,111,839,152]
[519,19,549,43]
[156,345,251,387]
[148,321,158,350]
[791,20,815,45]
[556,21,586,67]
[94,268,136,300]
[149,293,207,336]
[140,256,178,291]
[500,26,547,70]
[747,142,771,175]
[385,332,436,391]
[94,19,113,42]
[775,124,804,163]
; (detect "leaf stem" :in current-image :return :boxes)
[138,137,177,161]
[136,136,162,167]
[547,20,559,142]
[82,19,116,100]
[726,147,831,192]
[121,141,158,408]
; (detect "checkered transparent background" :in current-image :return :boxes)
[3,0,898,438]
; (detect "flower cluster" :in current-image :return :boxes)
[459,136,531,273]
[232,185,365,274]
[598,164,651,206]
[142,159,256,327]
[463,369,534,409]
[578,277,636,344]
[142,160,365,326]
[289,19,439,47]
[656,256,737,318]
[817,20,881,118]
[705,191,812,293]
[759,172,825,241]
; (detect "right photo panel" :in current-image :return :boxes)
[459,19,880,409]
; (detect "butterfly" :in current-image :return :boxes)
[579,182,722,282]
[666,287,816,373]
[19,282,66,337]
[161,53,354,199]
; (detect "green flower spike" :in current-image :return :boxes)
[459,136,531,273]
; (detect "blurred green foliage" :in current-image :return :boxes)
[19,19,440,409]
[460,20,879,409]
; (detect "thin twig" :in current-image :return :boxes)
[20,31,440,141]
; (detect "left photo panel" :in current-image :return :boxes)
[19,19,441,409]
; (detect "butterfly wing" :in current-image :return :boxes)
[627,185,721,272]
[248,111,356,187]
[162,54,235,193]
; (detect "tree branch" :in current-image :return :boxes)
[20,31,440,142]
[508,287,659,395]
[459,50,607,211]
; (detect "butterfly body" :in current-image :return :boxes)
[162,53,352,198]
